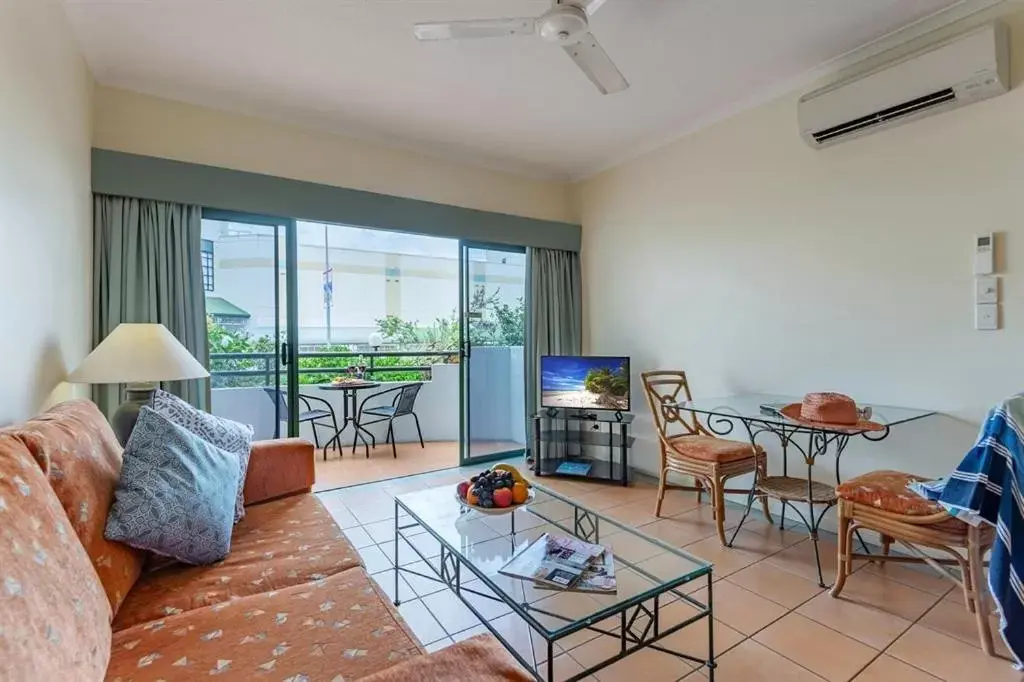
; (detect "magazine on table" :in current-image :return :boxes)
[535,544,617,594]
[499,532,617,593]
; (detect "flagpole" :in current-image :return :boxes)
[324,224,332,345]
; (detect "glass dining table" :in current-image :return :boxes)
[676,393,936,586]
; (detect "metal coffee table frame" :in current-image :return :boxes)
[392,484,716,681]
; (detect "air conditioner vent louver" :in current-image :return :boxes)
[798,23,1008,148]
[812,88,956,144]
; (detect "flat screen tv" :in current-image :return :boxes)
[540,356,630,411]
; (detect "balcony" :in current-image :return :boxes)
[209,347,526,490]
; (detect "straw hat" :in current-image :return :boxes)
[779,393,884,432]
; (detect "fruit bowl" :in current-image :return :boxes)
[455,464,534,515]
[454,487,535,515]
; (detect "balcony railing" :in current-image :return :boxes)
[209,350,460,388]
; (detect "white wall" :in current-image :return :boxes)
[0,0,93,423]
[92,86,575,224]
[577,11,1024,503]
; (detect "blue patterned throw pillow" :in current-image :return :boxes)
[152,389,253,522]
[105,407,240,565]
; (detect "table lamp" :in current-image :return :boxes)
[68,323,210,444]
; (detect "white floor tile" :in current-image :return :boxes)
[397,599,447,645]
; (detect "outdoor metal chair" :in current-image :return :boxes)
[263,387,339,452]
[353,383,425,458]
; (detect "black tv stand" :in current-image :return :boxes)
[531,409,635,486]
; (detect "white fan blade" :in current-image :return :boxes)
[574,0,610,16]
[562,33,629,94]
[414,18,536,41]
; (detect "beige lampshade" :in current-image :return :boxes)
[68,323,209,384]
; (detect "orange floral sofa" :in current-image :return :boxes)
[0,400,529,681]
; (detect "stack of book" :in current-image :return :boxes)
[499,533,617,593]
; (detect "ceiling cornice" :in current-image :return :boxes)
[572,0,1012,182]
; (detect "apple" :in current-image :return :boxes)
[456,481,471,500]
[493,488,513,508]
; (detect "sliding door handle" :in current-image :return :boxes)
[280,342,290,367]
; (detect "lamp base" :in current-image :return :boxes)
[112,383,157,446]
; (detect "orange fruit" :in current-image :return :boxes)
[466,488,479,506]
[511,482,528,505]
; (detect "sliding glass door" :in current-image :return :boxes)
[203,212,298,439]
[200,216,529,465]
[459,243,528,465]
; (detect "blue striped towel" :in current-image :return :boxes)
[909,396,1024,668]
[906,478,984,527]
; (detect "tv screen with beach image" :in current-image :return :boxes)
[541,356,630,411]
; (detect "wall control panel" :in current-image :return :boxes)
[973,234,1000,330]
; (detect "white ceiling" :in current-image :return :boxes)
[64,0,997,180]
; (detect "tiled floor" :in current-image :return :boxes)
[316,463,1021,682]
[313,441,459,491]
[313,440,524,491]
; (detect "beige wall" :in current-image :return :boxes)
[577,11,1024,493]
[0,0,93,423]
[93,87,575,224]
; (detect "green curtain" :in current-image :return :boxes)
[525,247,583,427]
[92,194,209,416]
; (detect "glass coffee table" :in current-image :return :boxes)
[393,482,714,681]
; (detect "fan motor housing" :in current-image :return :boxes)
[539,5,588,43]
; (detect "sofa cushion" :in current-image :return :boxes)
[152,389,253,522]
[360,635,532,682]
[105,408,241,566]
[113,493,362,630]
[12,399,145,616]
[0,432,112,681]
[106,567,423,681]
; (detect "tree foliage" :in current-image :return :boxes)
[583,364,629,409]
[375,287,524,349]
[208,288,524,389]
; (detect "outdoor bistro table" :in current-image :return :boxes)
[318,380,381,457]
[676,394,936,586]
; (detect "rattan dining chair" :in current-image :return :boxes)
[831,470,996,655]
[641,370,772,546]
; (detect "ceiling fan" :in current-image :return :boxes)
[413,0,628,95]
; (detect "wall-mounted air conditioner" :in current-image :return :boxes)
[799,22,1009,148]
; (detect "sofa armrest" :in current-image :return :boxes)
[243,438,315,506]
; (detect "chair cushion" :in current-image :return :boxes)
[153,389,254,522]
[0,432,112,680]
[12,399,145,616]
[105,567,423,681]
[667,434,763,463]
[837,470,952,517]
[105,408,240,566]
[360,634,533,682]
[113,493,362,630]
